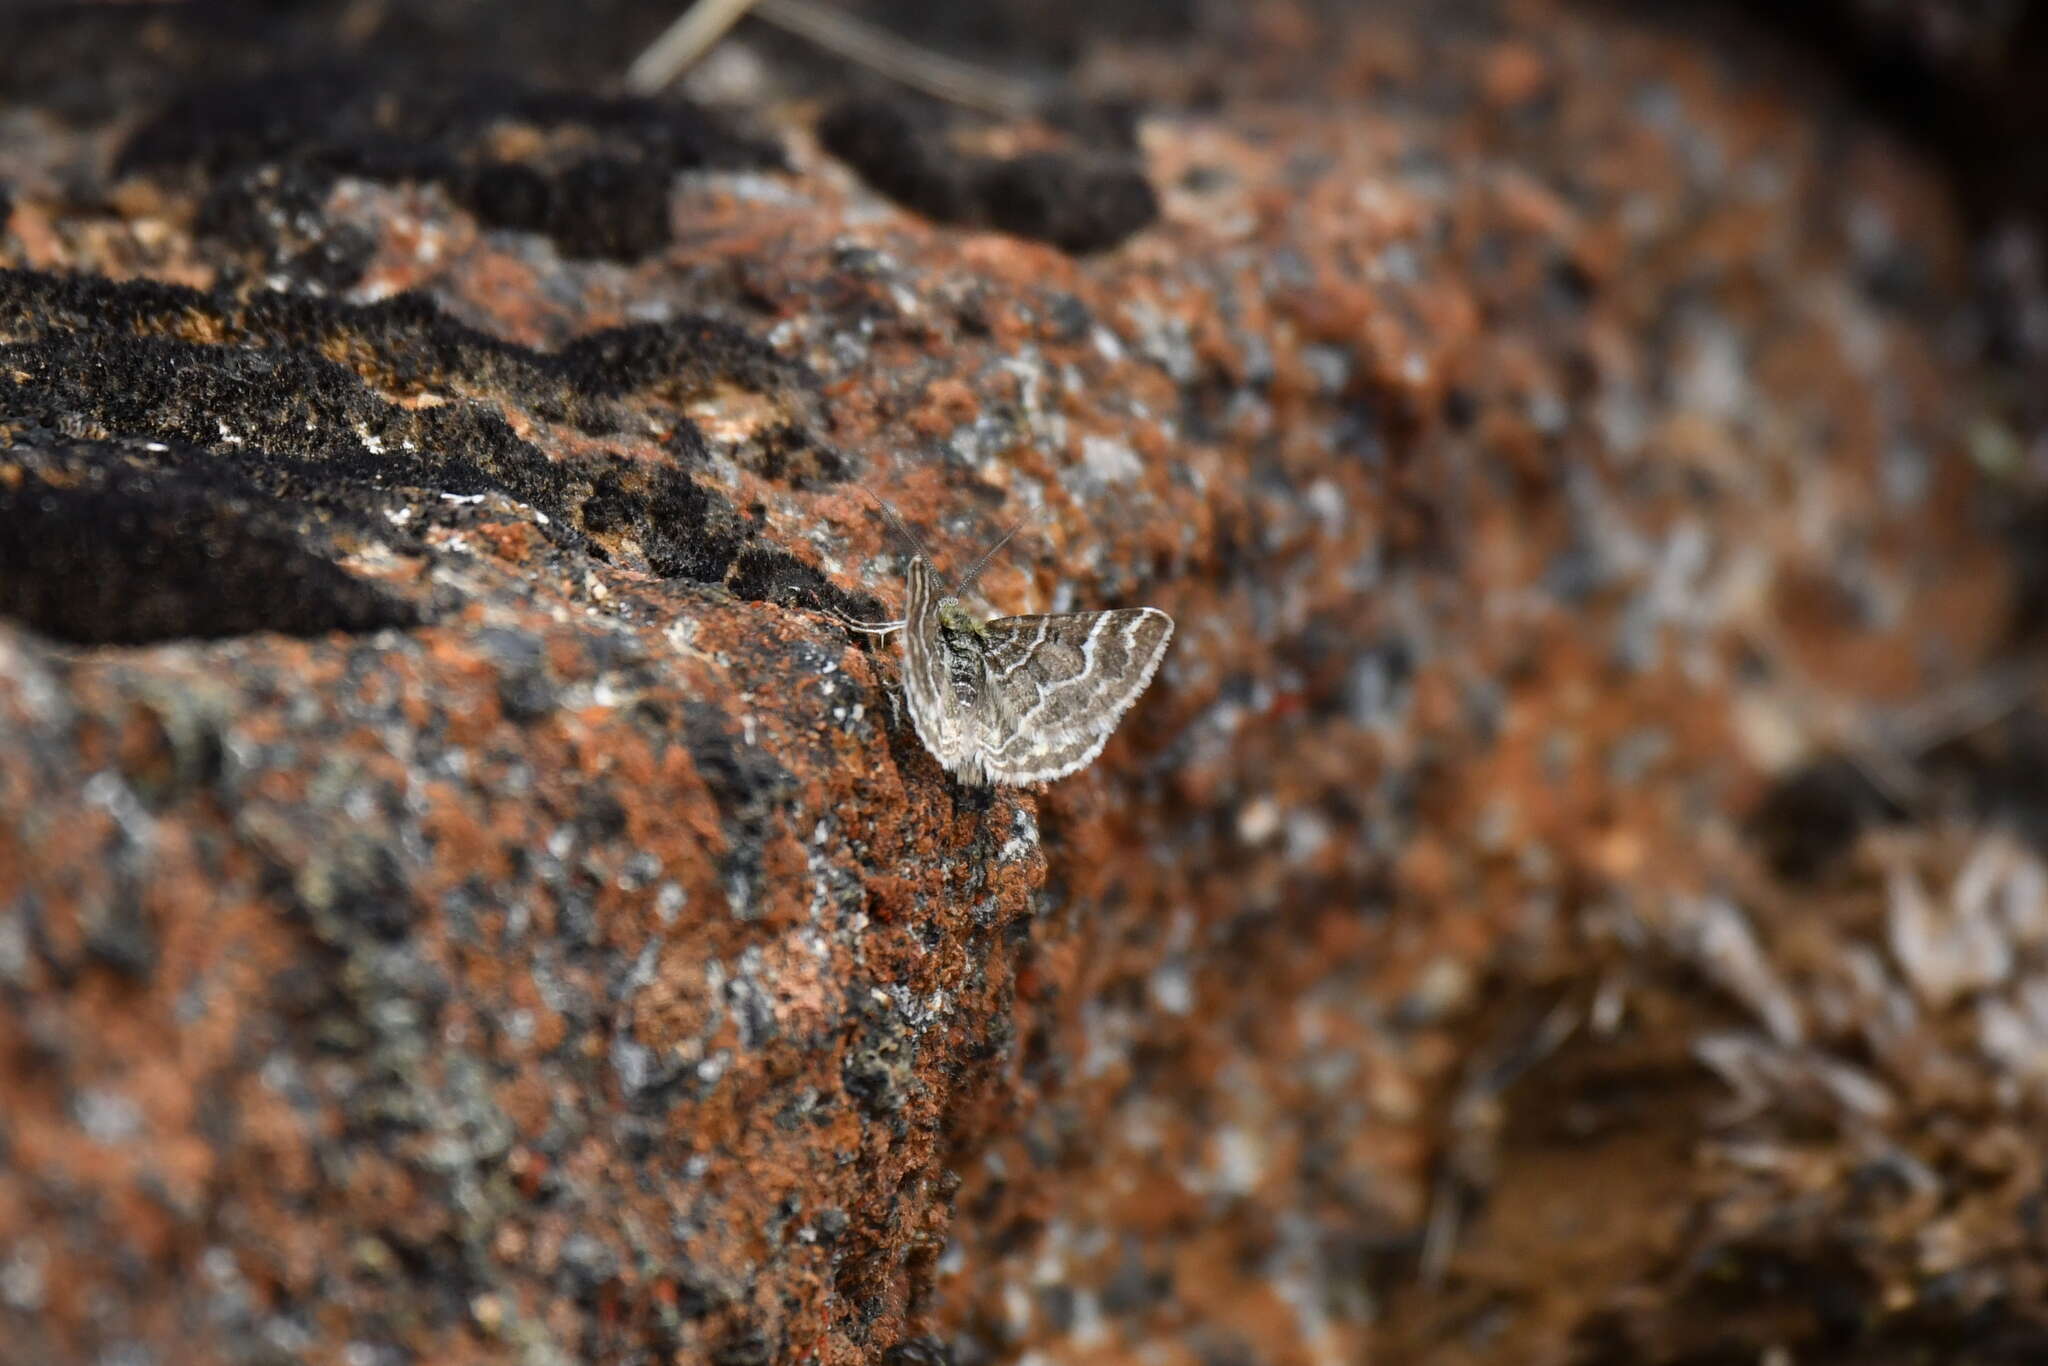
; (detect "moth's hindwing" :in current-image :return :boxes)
[972,607,1174,784]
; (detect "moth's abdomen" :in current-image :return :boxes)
[940,629,985,707]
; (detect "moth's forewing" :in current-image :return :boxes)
[900,557,983,779]
[973,608,1174,784]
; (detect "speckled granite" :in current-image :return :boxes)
[4,2,2048,1363]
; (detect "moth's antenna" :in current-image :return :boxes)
[953,514,1031,596]
[855,483,933,564]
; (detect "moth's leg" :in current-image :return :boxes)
[826,608,907,637]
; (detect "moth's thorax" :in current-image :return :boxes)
[934,598,987,705]
[935,598,984,636]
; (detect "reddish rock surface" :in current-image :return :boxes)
[4,2,2048,1363]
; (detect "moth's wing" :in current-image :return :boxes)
[899,557,982,774]
[973,607,1174,784]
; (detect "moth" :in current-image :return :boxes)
[833,505,1173,786]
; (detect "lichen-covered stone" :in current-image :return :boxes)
[4,2,2048,1364]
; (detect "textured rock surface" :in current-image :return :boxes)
[4,2,2048,1363]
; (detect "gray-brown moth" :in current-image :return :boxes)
[835,516,1173,786]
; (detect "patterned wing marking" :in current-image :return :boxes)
[973,606,1174,784]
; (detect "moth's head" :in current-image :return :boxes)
[936,598,983,635]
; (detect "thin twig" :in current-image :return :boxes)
[752,0,1040,117]
[625,0,766,94]
[624,0,1042,119]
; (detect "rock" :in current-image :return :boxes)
[4,1,2048,1363]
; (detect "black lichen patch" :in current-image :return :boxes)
[582,457,749,584]
[2,331,538,502]
[119,68,783,263]
[554,317,819,416]
[971,152,1161,255]
[0,329,784,583]
[0,444,417,645]
[449,156,673,262]
[816,98,1157,255]
[734,424,850,489]
[725,545,886,623]
[196,162,379,292]
[0,265,864,643]
[0,268,815,437]
[0,267,585,430]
